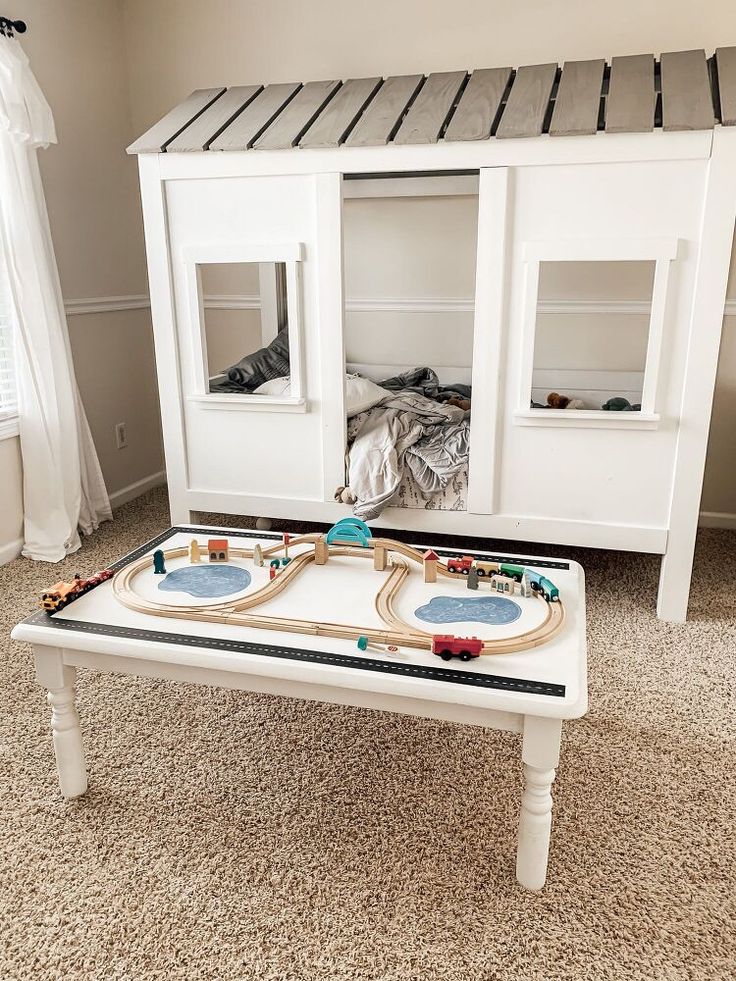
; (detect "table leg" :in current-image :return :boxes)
[516,715,562,890]
[34,647,88,799]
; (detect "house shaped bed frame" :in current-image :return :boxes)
[129,48,736,621]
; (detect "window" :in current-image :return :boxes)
[0,251,18,427]
[184,243,305,409]
[200,261,290,395]
[530,260,656,411]
[517,238,677,428]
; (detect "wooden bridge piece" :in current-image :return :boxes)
[443,67,512,141]
[300,77,382,148]
[549,59,605,136]
[166,86,263,151]
[495,63,558,139]
[254,80,341,150]
[660,49,715,131]
[209,83,302,150]
[393,70,467,144]
[127,88,226,153]
[345,74,424,146]
[715,47,736,125]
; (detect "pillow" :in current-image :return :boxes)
[345,374,388,417]
[253,375,292,397]
[253,372,387,412]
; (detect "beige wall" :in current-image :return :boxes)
[0,0,165,557]
[0,438,23,561]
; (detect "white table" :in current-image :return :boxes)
[12,525,587,890]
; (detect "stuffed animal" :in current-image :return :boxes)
[546,391,570,409]
[334,485,357,505]
[532,392,585,410]
[445,395,471,412]
[602,397,641,411]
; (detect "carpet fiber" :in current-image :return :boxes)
[1,488,734,981]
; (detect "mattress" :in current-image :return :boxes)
[394,466,468,511]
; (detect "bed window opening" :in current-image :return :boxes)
[338,174,479,518]
[528,258,656,414]
[198,260,295,398]
[515,238,677,429]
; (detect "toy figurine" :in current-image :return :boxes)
[189,539,201,563]
[153,550,166,575]
[357,635,384,653]
[467,565,479,590]
[253,544,264,567]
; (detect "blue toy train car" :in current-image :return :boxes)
[525,570,560,602]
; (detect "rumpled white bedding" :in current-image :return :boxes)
[346,390,470,521]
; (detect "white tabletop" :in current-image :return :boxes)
[13,524,587,721]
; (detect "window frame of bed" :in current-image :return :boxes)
[513,236,679,431]
[183,241,307,413]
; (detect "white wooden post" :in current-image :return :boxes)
[657,128,736,622]
[467,167,509,515]
[137,154,193,524]
[258,262,282,347]
[516,714,562,890]
[315,172,348,501]
[34,647,87,799]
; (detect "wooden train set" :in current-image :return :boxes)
[40,520,565,661]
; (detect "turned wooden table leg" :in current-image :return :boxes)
[516,715,562,890]
[34,647,88,799]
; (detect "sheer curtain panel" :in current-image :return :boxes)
[0,36,111,561]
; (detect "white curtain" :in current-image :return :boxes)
[0,36,111,562]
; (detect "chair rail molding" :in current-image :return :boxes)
[62,293,736,317]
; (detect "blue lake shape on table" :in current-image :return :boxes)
[415,595,521,626]
[158,565,251,598]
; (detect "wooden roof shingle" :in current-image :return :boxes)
[127,47,736,155]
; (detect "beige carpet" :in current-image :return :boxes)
[1,487,734,981]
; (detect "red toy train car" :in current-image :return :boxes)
[431,634,483,662]
[446,555,475,575]
[40,568,114,613]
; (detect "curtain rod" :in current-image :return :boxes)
[0,16,26,37]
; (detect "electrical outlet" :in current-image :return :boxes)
[115,422,128,449]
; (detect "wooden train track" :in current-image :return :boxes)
[112,536,566,656]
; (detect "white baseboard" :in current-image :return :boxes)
[0,536,23,566]
[109,470,167,510]
[698,510,736,530]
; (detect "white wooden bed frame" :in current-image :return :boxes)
[129,49,736,622]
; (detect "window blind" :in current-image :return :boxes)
[0,255,16,419]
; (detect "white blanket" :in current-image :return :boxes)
[346,391,470,521]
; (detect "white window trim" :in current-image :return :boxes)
[516,237,679,428]
[182,242,305,408]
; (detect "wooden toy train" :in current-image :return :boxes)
[431,635,483,661]
[446,556,559,602]
[40,568,114,613]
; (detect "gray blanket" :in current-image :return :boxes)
[378,366,471,403]
[347,390,469,521]
[210,327,290,393]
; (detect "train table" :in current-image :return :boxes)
[12,521,588,890]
